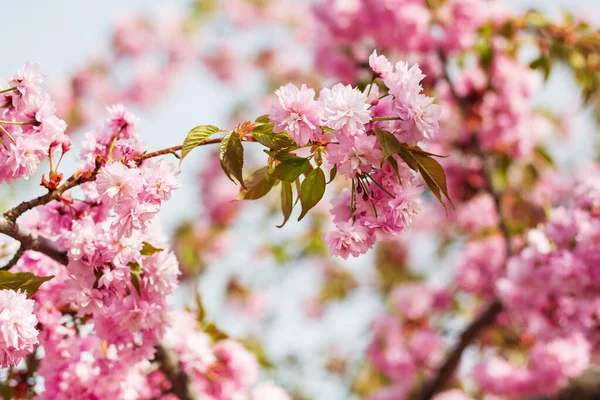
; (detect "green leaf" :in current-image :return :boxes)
[387,157,402,184]
[195,291,206,325]
[298,167,326,221]
[404,144,448,158]
[271,158,310,182]
[397,147,419,171]
[251,125,296,150]
[254,114,271,124]
[374,127,402,163]
[140,242,163,257]
[181,125,221,163]
[277,181,293,228]
[530,56,551,81]
[265,150,304,162]
[328,164,337,184]
[204,322,229,342]
[239,167,275,200]
[0,271,54,298]
[413,153,454,212]
[219,131,246,189]
[127,262,142,296]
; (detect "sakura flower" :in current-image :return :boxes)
[369,50,394,78]
[96,162,143,204]
[3,134,48,183]
[324,221,374,259]
[112,201,160,238]
[327,133,381,177]
[0,290,39,368]
[271,83,323,145]
[320,83,371,135]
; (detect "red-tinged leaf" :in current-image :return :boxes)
[277,181,293,228]
[239,167,275,200]
[413,153,454,212]
[219,131,246,189]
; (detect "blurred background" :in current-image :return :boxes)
[1,1,599,399]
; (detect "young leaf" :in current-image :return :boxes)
[0,271,54,298]
[204,322,229,342]
[397,147,419,171]
[387,157,402,184]
[277,181,293,228]
[127,262,142,296]
[219,131,246,189]
[328,164,337,184]
[374,127,403,163]
[298,167,326,221]
[252,126,296,150]
[255,114,271,124]
[271,158,310,182]
[404,144,448,158]
[239,167,275,200]
[413,153,454,212]
[181,125,221,163]
[195,291,206,325]
[140,242,163,257]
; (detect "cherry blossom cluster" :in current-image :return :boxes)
[270,52,441,259]
[0,60,294,398]
[366,284,451,399]
[472,175,600,396]
[162,310,289,400]
[0,62,69,184]
[0,289,38,368]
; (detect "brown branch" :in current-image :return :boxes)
[2,245,25,269]
[134,145,184,164]
[419,300,503,400]
[154,344,196,400]
[0,217,68,265]
[418,53,514,400]
[3,159,103,223]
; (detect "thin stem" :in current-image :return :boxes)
[0,120,38,126]
[0,124,15,143]
[350,179,356,221]
[0,135,7,150]
[365,173,395,199]
[0,87,16,94]
[371,116,403,122]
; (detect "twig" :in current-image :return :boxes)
[2,245,25,269]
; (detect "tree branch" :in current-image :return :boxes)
[0,217,68,265]
[418,53,513,400]
[419,300,503,400]
[154,345,196,400]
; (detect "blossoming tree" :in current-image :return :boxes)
[0,0,599,399]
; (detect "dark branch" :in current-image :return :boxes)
[419,300,503,400]
[0,217,68,265]
[154,345,196,400]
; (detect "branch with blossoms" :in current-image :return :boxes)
[0,52,453,397]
